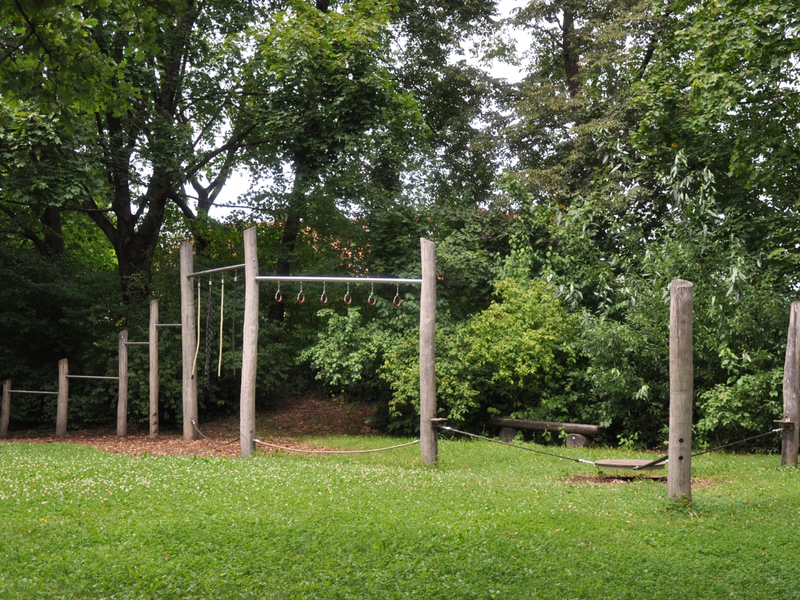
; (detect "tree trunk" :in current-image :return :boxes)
[562,7,581,98]
[40,206,65,259]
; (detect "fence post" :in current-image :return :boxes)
[782,301,800,467]
[117,330,128,438]
[239,226,259,457]
[180,241,198,440]
[149,299,159,438]
[1,380,10,438]
[668,279,693,502]
[56,359,69,437]
[419,238,437,464]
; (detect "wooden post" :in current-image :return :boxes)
[56,359,68,437]
[782,301,800,467]
[180,241,198,440]
[668,279,693,502]
[419,238,437,464]
[149,299,159,438]
[239,226,259,457]
[117,330,128,438]
[1,379,10,438]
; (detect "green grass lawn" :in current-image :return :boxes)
[1,436,799,599]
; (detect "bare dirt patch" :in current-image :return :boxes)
[1,397,376,458]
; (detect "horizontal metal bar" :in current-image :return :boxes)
[8,390,59,395]
[255,275,423,285]
[124,341,149,346]
[187,264,245,278]
[66,375,119,380]
[156,323,181,327]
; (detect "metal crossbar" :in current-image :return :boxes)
[187,264,245,278]
[65,375,119,380]
[124,341,149,346]
[156,323,181,327]
[8,389,58,395]
[255,275,422,285]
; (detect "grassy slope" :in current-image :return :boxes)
[1,438,799,599]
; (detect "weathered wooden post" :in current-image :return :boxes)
[668,279,693,502]
[239,226,259,457]
[117,330,128,438]
[1,380,10,438]
[56,359,68,437]
[180,241,198,441]
[781,301,800,467]
[149,299,159,438]
[419,238,437,464]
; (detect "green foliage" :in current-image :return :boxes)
[302,278,581,433]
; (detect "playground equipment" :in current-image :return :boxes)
[179,227,438,462]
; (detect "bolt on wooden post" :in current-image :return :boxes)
[180,241,198,441]
[56,359,69,437]
[668,279,693,502]
[781,301,800,467]
[239,226,259,457]
[149,299,160,439]
[419,238,437,464]
[117,330,128,438]
[1,379,10,438]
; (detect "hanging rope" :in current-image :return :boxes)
[232,273,237,379]
[191,279,201,379]
[218,277,225,377]
[631,427,786,470]
[253,438,420,454]
[191,420,239,446]
[205,279,213,387]
[439,426,594,464]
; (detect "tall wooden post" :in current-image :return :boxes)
[419,238,438,464]
[239,227,259,457]
[782,301,800,467]
[56,359,68,437]
[117,330,128,438]
[668,279,693,502]
[149,299,159,438]
[1,380,10,438]
[180,241,198,440]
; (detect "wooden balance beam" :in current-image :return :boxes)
[489,417,605,447]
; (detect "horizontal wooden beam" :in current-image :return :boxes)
[490,417,605,437]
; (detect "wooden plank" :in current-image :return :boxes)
[239,226,259,457]
[117,330,128,438]
[56,359,68,437]
[782,301,800,467]
[667,279,693,502]
[149,299,159,439]
[1,380,10,438]
[490,417,604,436]
[419,238,437,464]
[180,241,198,440]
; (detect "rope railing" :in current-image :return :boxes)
[253,438,420,454]
[190,420,419,454]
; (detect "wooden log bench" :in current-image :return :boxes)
[489,417,605,448]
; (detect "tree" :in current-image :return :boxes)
[0,0,268,300]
